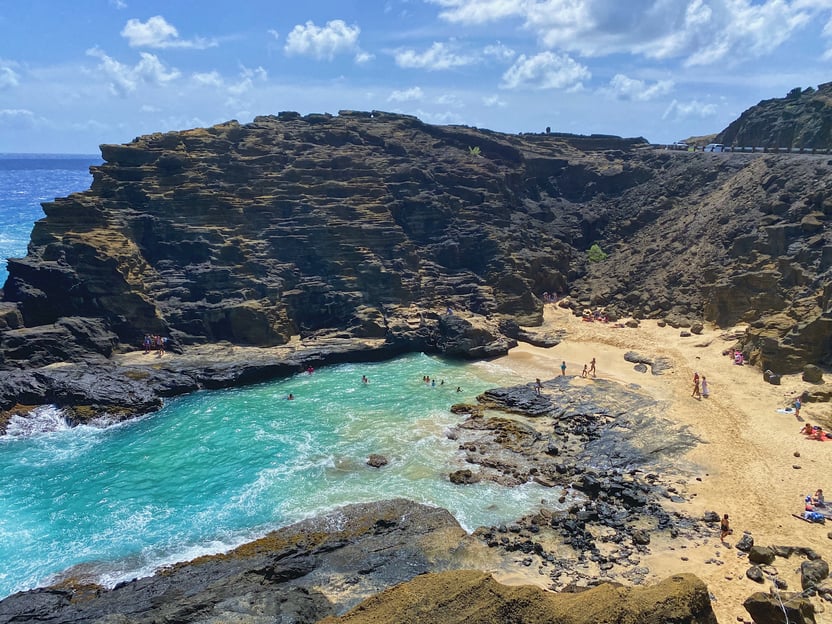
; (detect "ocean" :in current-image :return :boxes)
[0,154,100,286]
[0,156,551,599]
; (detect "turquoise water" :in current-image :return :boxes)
[0,154,98,286]
[0,353,550,598]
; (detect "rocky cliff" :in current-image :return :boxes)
[716,82,832,149]
[2,110,832,390]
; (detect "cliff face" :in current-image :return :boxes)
[716,82,832,149]
[2,110,832,375]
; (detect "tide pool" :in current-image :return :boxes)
[0,352,552,599]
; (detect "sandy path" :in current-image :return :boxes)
[491,305,832,623]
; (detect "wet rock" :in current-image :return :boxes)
[367,454,388,468]
[449,469,480,484]
[478,386,553,417]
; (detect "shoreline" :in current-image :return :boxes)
[485,305,832,623]
[3,305,831,622]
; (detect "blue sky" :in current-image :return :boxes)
[2,0,832,153]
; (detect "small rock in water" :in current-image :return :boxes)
[366,454,388,468]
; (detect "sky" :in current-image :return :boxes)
[2,0,832,153]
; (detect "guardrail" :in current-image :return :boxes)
[661,144,832,154]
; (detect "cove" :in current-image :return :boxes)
[0,352,552,598]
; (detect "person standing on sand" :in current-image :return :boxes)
[534,378,543,395]
[581,364,588,378]
[701,376,709,398]
[691,376,701,398]
[560,361,567,376]
[589,358,596,377]
[794,397,802,418]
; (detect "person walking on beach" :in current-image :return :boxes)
[691,375,701,399]
[581,364,588,378]
[560,361,567,376]
[534,378,543,395]
[794,397,802,418]
[720,514,732,542]
[589,357,596,377]
[701,376,709,398]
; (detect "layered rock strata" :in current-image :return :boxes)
[3,109,832,393]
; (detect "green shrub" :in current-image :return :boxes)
[468,146,481,157]
[587,243,607,262]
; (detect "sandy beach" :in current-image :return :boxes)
[492,304,832,623]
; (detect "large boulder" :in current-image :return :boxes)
[436,314,517,359]
[803,364,824,383]
[801,558,830,590]
[744,591,816,624]
[748,545,776,565]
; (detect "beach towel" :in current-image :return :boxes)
[776,408,794,414]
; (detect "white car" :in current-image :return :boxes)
[705,143,725,152]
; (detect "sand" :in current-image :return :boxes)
[491,304,832,623]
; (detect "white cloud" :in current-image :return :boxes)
[0,65,20,89]
[437,93,463,107]
[192,71,224,88]
[86,47,181,96]
[355,50,375,63]
[483,94,507,107]
[428,0,830,66]
[140,104,160,113]
[606,74,674,101]
[0,108,35,122]
[414,108,466,125]
[500,51,590,90]
[388,86,425,102]
[394,41,475,70]
[428,0,521,24]
[662,98,718,120]
[121,15,216,50]
[268,29,280,41]
[228,68,264,95]
[483,42,516,62]
[284,19,363,61]
[109,0,127,8]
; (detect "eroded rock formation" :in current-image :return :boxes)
[2,109,832,387]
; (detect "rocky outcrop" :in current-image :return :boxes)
[0,499,473,624]
[716,82,832,150]
[0,498,717,624]
[4,108,832,380]
[320,570,717,624]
